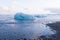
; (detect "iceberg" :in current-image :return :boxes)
[35,15,46,18]
[14,13,35,21]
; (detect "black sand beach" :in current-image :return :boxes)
[47,22,60,40]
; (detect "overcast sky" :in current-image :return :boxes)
[0,0,60,14]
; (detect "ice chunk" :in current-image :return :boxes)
[35,15,46,18]
[14,13,35,21]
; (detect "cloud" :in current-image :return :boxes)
[0,0,60,14]
[0,1,51,15]
[45,8,60,14]
[22,8,51,15]
[0,6,16,14]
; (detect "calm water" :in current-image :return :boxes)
[0,21,56,40]
[0,15,56,40]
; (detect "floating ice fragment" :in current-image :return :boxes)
[14,13,35,21]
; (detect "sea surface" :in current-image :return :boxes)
[0,15,56,40]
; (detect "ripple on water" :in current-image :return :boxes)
[0,21,56,40]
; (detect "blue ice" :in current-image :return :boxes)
[14,13,35,21]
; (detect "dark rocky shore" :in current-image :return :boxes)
[47,22,60,40]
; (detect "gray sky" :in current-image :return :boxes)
[0,0,60,14]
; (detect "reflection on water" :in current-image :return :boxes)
[0,20,56,40]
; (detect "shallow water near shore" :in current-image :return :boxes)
[0,20,56,40]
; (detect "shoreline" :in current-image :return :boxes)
[47,22,60,40]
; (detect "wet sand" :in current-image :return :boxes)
[47,22,60,40]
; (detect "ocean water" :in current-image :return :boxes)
[0,15,56,40]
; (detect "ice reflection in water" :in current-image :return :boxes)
[0,20,56,40]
